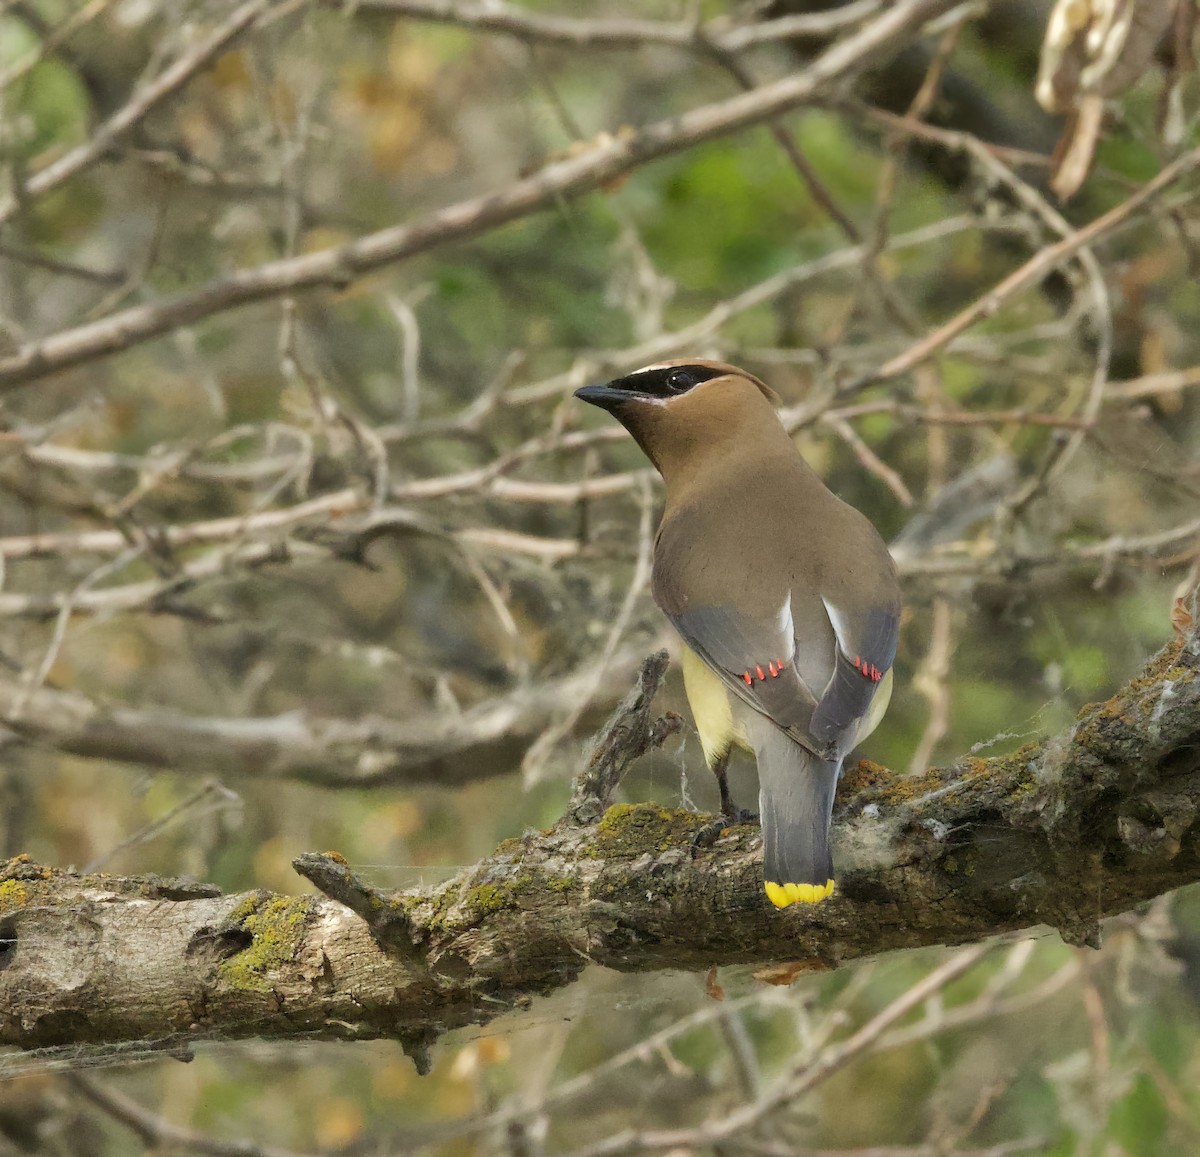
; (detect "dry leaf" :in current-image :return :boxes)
[1038,0,1175,112]
[1037,0,1177,197]
[1172,596,1194,638]
[1173,559,1200,638]
[753,959,833,986]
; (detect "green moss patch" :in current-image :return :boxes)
[218,893,314,993]
[590,802,697,859]
[0,879,31,913]
[0,857,55,914]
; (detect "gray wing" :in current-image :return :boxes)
[809,601,899,751]
[667,593,897,759]
[667,600,823,753]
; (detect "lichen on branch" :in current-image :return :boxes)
[1,616,1198,1067]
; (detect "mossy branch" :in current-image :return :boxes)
[2,619,1199,1068]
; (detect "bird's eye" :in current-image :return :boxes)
[666,370,695,393]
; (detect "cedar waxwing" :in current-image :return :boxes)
[575,360,900,908]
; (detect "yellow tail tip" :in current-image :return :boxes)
[764,879,836,908]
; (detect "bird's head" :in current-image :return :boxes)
[574,359,781,475]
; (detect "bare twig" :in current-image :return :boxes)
[1105,364,1200,400]
[325,0,884,52]
[0,641,650,787]
[858,147,1200,390]
[568,650,680,825]
[521,477,657,782]
[67,1074,314,1157]
[563,944,995,1157]
[0,0,275,228]
[0,0,959,389]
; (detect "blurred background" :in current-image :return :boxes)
[1,0,1199,1152]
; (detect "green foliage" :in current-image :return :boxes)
[1109,1072,1169,1153]
[0,26,89,161]
[642,140,816,286]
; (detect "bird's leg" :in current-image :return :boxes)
[692,751,758,851]
[714,749,737,818]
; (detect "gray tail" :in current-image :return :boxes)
[746,716,840,903]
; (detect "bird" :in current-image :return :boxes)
[575,359,900,908]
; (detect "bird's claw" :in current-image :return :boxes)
[690,809,760,855]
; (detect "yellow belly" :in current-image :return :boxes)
[681,645,749,767]
[853,666,893,747]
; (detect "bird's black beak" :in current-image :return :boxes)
[573,382,628,412]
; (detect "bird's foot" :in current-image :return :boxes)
[691,809,759,854]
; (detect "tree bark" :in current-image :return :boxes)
[2,618,1199,1073]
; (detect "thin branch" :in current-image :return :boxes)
[822,400,1094,431]
[0,0,275,228]
[67,1074,315,1157]
[521,478,656,783]
[824,414,915,506]
[0,641,649,788]
[565,944,994,1157]
[0,0,118,92]
[908,595,955,773]
[856,146,1200,391]
[0,488,365,560]
[506,216,979,408]
[0,0,959,389]
[325,0,884,52]
[1105,364,1200,400]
